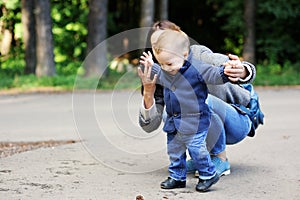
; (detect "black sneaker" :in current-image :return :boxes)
[160,177,186,189]
[196,173,219,192]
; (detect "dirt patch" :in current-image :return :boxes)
[0,140,78,158]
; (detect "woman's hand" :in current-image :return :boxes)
[224,54,248,82]
[138,51,157,109]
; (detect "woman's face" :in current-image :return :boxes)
[154,50,186,75]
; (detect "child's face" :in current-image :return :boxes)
[154,50,186,75]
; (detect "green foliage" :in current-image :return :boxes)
[51,0,88,74]
[0,0,19,9]
[0,72,68,90]
[256,0,300,64]
[0,74,14,89]
[1,0,300,93]
[206,0,300,69]
[254,62,300,86]
[169,0,227,53]
[98,70,140,90]
[56,61,82,76]
[223,36,243,55]
[0,66,141,91]
[258,0,300,19]
[206,0,244,54]
[0,55,25,76]
[0,0,22,45]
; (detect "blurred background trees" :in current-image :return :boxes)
[85,0,108,77]
[0,0,299,86]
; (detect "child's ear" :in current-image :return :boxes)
[183,51,188,59]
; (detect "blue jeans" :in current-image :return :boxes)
[206,95,252,155]
[167,130,216,181]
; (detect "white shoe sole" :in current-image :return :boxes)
[219,169,231,176]
[194,169,231,177]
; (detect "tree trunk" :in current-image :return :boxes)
[0,29,12,56]
[85,0,108,77]
[243,0,256,64]
[159,0,168,20]
[140,0,154,28]
[139,0,154,50]
[0,6,13,56]
[34,0,56,77]
[21,0,36,74]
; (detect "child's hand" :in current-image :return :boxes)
[139,51,154,67]
[138,51,157,108]
[138,51,157,90]
[223,54,246,82]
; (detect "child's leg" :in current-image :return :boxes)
[186,112,226,176]
[167,132,187,181]
[186,130,216,180]
[187,130,219,192]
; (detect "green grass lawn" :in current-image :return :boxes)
[0,62,299,94]
[0,71,141,93]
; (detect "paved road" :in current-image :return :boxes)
[0,88,299,200]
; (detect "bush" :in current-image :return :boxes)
[254,62,300,86]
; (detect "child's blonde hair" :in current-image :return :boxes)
[151,29,190,57]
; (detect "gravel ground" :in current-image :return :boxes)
[0,89,299,199]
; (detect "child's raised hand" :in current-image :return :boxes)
[140,51,154,67]
[138,51,157,87]
[138,51,157,108]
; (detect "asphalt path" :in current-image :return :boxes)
[0,87,299,200]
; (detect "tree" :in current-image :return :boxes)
[159,0,168,20]
[21,0,36,74]
[140,0,154,28]
[256,0,300,64]
[85,0,108,77]
[243,0,256,64]
[139,0,154,50]
[34,0,56,77]
[0,2,15,56]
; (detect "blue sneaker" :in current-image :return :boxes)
[187,159,199,177]
[211,156,231,177]
[186,159,196,174]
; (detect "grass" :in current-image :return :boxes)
[0,60,300,94]
[254,63,300,86]
[0,70,141,93]
[0,55,142,93]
